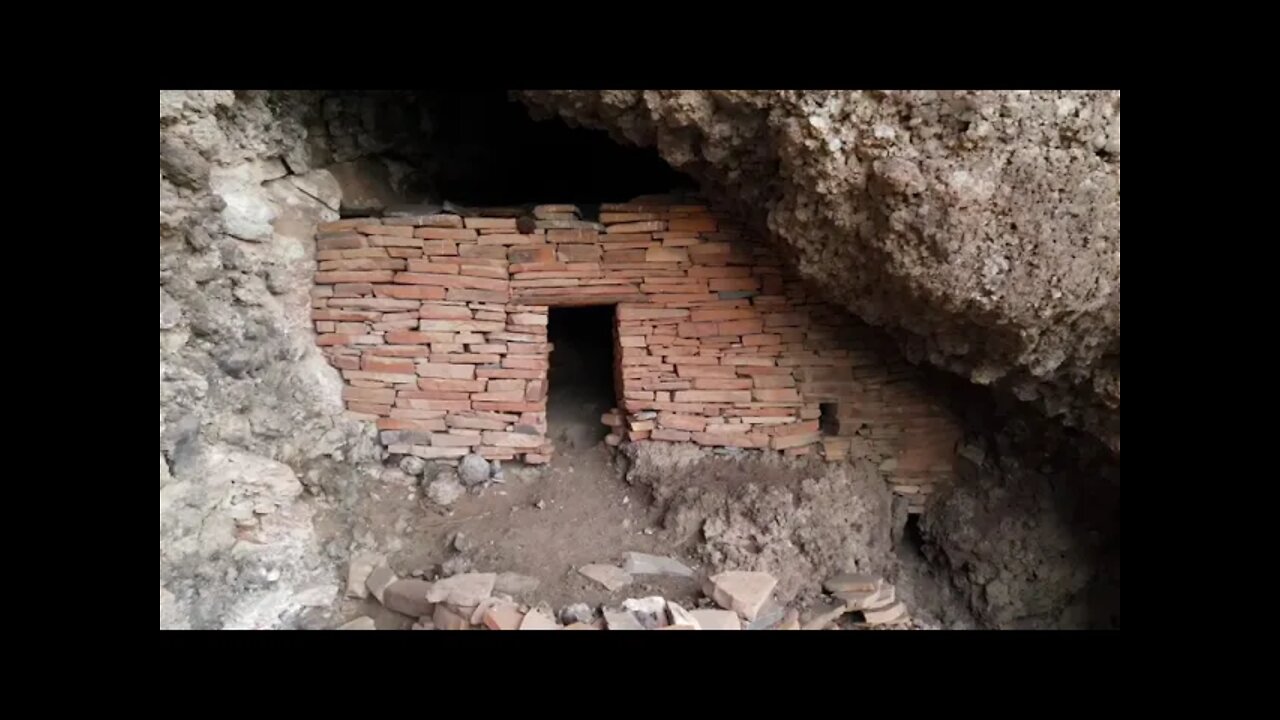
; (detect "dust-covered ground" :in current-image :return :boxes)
[299,425,973,629]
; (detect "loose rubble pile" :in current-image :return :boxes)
[339,551,914,630]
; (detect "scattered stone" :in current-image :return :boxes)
[345,552,384,599]
[824,572,879,594]
[667,601,701,629]
[411,620,436,630]
[433,603,472,630]
[399,455,426,476]
[441,555,474,577]
[578,564,632,591]
[494,572,541,598]
[622,552,695,578]
[623,596,668,629]
[689,609,742,630]
[603,608,647,630]
[564,621,604,630]
[534,499,547,510]
[336,616,376,630]
[777,608,801,630]
[426,474,464,506]
[519,605,561,630]
[560,603,595,625]
[452,532,472,553]
[801,598,849,630]
[458,453,491,486]
[365,566,397,605]
[426,572,496,607]
[708,571,778,621]
[861,601,908,625]
[383,579,435,617]
[839,582,894,611]
[294,584,337,608]
[634,411,657,421]
[746,602,787,630]
[481,600,525,630]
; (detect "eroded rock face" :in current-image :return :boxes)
[515,91,1120,453]
[160,90,388,628]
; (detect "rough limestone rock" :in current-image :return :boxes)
[919,409,1121,628]
[161,91,394,628]
[457,453,491,486]
[516,90,1120,452]
[159,444,334,629]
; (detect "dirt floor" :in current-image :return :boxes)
[304,303,973,629]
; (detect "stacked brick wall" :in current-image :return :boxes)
[311,200,962,510]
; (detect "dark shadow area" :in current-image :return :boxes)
[419,91,695,207]
[819,402,840,436]
[547,305,618,450]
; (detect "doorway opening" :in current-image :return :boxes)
[547,305,619,450]
[819,403,841,436]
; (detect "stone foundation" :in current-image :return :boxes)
[311,197,963,510]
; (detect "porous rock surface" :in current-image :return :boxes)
[160,91,403,628]
[516,91,1120,453]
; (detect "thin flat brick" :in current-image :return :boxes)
[343,387,396,405]
[651,428,693,442]
[416,363,477,380]
[692,378,753,390]
[315,270,394,284]
[606,220,666,233]
[673,390,752,403]
[464,217,518,230]
[447,288,511,303]
[317,232,367,251]
[668,216,717,232]
[718,319,764,336]
[414,227,478,241]
[754,388,801,402]
[371,285,448,300]
[417,378,487,392]
[367,235,427,248]
[481,431,543,448]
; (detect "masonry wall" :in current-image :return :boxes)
[311,199,962,511]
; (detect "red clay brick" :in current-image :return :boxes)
[414,227,478,240]
[399,390,472,401]
[315,270,394,284]
[343,387,396,405]
[447,288,510,303]
[416,363,477,380]
[668,216,717,232]
[676,365,737,378]
[396,398,472,412]
[673,390,752,403]
[651,428,693,442]
[605,220,666,233]
[464,217,518,230]
[502,356,549,370]
[384,331,433,345]
[657,413,708,432]
[346,401,392,416]
[317,232,367,251]
[377,417,447,432]
[718,319,764,336]
[509,245,556,264]
[692,378,753,391]
[368,285,445,301]
[481,431,543,448]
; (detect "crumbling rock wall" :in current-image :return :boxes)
[515,91,1120,453]
[160,90,411,628]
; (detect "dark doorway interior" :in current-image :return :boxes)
[547,305,617,450]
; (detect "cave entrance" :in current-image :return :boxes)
[546,305,619,451]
